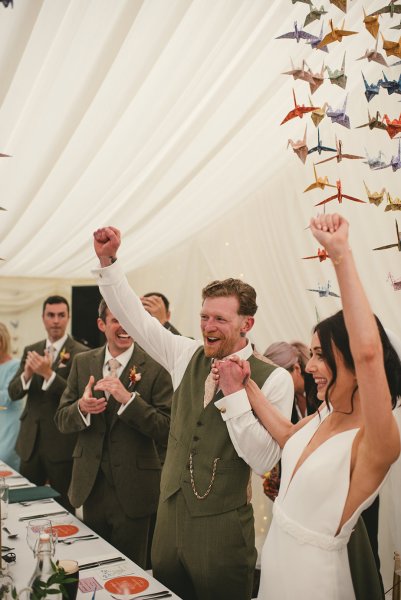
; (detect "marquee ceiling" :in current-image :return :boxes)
[0,1,400,341]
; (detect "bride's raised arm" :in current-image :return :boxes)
[310,213,400,470]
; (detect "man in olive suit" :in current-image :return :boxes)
[55,299,172,568]
[8,295,88,510]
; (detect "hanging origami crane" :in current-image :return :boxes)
[387,273,401,291]
[326,94,350,128]
[381,33,401,58]
[378,71,401,94]
[304,164,336,192]
[0,153,10,157]
[370,1,401,18]
[390,18,401,29]
[307,281,340,297]
[382,113,401,138]
[363,149,388,169]
[315,180,366,206]
[362,72,380,101]
[292,0,312,4]
[282,59,315,85]
[276,21,317,43]
[388,139,401,171]
[304,4,328,26]
[357,37,388,65]
[281,89,318,124]
[329,0,347,12]
[288,126,309,163]
[307,61,325,93]
[309,99,328,127]
[302,248,329,261]
[308,23,329,52]
[384,192,401,211]
[316,136,363,164]
[307,128,336,155]
[373,220,401,251]
[326,53,347,88]
[357,110,388,131]
[363,181,386,205]
[318,19,357,49]
[363,9,381,38]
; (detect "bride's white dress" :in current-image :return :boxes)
[258,406,386,600]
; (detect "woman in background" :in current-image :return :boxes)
[0,323,23,470]
[264,341,316,424]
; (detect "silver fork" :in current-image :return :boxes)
[19,499,54,507]
[59,535,99,545]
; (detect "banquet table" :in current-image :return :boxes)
[0,462,181,599]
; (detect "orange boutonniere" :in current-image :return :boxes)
[58,347,70,367]
[128,366,142,388]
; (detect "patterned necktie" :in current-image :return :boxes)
[47,345,56,363]
[203,361,217,408]
[108,357,120,377]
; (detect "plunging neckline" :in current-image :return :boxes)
[282,407,359,500]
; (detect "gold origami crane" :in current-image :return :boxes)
[363,9,380,39]
[329,0,347,13]
[381,33,401,58]
[304,164,336,192]
[309,98,328,127]
[363,181,385,206]
[318,19,357,48]
[385,192,401,211]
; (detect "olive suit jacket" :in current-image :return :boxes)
[55,344,172,518]
[8,336,88,463]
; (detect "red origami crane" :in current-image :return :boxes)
[302,248,329,262]
[281,89,318,125]
[315,180,366,206]
[382,113,401,138]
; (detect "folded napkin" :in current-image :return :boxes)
[9,485,60,504]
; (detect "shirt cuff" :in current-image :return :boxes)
[117,392,136,415]
[214,389,252,421]
[78,404,91,426]
[41,371,56,391]
[21,374,32,390]
[92,260,124,284]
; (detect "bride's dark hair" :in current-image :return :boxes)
[308,310,401,411]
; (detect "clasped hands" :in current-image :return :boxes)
[78,374,132,416]
[212,355,251,396]
[23,350,53,382]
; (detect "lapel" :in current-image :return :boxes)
[90,346,107,400]
[109,344,146,428]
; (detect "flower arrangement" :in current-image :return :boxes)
[128,366,141,388]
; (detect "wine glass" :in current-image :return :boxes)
[26,518,57,556]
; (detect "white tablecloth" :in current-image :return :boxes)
[0,462,181,599]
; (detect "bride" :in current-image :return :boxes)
[214,213,401,600]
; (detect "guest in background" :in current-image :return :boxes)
[141,292,181,335]
[264,341,316,424]
[0,322,22,470]
[55,299,173,568]
[8,295,88,509]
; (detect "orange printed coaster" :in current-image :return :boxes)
[104,576,149,595]
[51,524,79,538]
[0,470,13,477]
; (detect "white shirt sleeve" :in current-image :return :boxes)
[214,367,294,476]
[41,371,56,390]
[93,261,200,389]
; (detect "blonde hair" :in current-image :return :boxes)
[0,322,11,356]
[264,340,309,373]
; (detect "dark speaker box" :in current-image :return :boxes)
[71,286,105,349]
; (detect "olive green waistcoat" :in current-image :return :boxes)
[160,347,277,516]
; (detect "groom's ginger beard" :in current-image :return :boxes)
[201,296,248,359]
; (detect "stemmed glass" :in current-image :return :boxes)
[26,518,58,557]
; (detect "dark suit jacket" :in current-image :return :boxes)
[54,344,173,519]
[163,321,180,336]
[8,336,88,463]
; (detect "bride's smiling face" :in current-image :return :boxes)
[306,333,355,404]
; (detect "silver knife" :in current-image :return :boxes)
[18,510,69,521]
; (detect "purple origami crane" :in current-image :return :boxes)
[326,94,350,128]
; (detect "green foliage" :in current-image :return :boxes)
[30,562,77,600]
